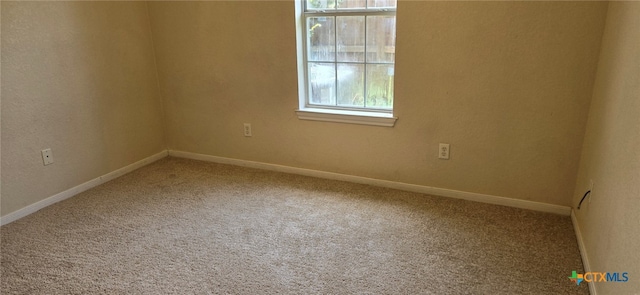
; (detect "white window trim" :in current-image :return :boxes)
[296,108,397,127]
[294,0,398,127]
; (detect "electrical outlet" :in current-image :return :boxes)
[243,123,252,137]
[439,143,450,160]
[41,148,54,165]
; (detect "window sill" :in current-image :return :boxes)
[295,108,397,127]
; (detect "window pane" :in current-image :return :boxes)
[366,64,394,109]
[337,64,365,107]
[366,16,396,63]
[337,16,365,62]
[367,0,397,9]
[306,0,339,10]
[307,17,335,62]
[337,0,366,9]
[309,63,336,106]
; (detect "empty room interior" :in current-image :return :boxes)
[1,0,638,294]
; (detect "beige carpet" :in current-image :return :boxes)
[1,157,588,294]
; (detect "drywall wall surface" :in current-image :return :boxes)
[148,1,607,206]
[573,2,640,293]
[1,2,165,216]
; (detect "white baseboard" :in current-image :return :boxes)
[168,150,571,216]
[571,210,596,295]
[0,150,169,226]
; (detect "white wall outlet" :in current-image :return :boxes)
[439,143,450,160]
[41,148,54,165]
[243,123,252,137]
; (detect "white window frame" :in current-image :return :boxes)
[294,0,398,127]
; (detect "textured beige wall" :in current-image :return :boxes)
[148,1,607,206]
[573,2,640,293]
[1,2,165,216]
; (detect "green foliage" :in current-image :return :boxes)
[308,0,344,9]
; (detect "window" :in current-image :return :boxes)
[295,0,398,127]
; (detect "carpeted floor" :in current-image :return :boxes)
[1,157,588,294]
